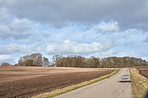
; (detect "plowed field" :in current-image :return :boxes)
[137,66,148,79]
[0,66,114,98]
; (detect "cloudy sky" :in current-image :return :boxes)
[0,0,148,64]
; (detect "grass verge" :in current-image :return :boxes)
[32,69,120,98]
[130,68,148,98]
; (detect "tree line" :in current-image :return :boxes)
[0,53,148,67]
[53,55,148,68]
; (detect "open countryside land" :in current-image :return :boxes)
[137,66,148,79]
[0,66,114,98]
[55,68,131,98]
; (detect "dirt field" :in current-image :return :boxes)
[0,66,114,98]
[137,66,148,79]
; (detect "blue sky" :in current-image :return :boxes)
[0,0,148,64]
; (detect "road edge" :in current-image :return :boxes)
[130,68,148,98]
[32,69,120,98]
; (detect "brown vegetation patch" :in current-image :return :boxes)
[137,66,148,79]
[130,68,148,98]
[0,66,114,98]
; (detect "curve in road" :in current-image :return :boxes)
[54,68,131,98]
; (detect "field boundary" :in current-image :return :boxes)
[130,68,148,98]
[32,69,120,98]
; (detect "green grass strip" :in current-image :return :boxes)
[33,69,120,98]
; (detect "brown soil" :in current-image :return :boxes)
[137,66,148,79]
[0,66,114,98]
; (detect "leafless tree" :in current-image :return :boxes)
[18,53,49,66]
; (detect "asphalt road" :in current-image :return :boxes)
[54,68,132,98]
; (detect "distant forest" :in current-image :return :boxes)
[53,55,148,68]
[1,53,148,68]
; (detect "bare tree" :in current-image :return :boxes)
[18,53,49,66]
[42,57,50,66]
[1,62,11,66]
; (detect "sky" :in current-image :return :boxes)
[0,0,148,64]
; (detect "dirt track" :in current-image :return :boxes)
[0,66,114,98]
[137,66,148,79]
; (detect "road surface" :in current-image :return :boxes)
[54,68,132,98]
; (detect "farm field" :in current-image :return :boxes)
[137,66,148,79]
[0,66,114,98]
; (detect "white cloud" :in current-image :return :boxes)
[0,55,12,61]
[94,22,119,32]
[0,44,38,54]
[0,7,10,22]
[0,54,18,64]
[100,50,117,56]
[45,40,115,55]
[122,29,140,39]
[0,18,32,40]
[118,51,140,57]
[116,51,148,61]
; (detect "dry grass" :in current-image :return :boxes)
[130,68,148,98]
[32,69,120,98]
